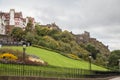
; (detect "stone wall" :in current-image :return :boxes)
[0,76,116,80]
[0,76,78,80]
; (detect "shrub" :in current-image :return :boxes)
[0,48,23,59]
[67,53,80,60]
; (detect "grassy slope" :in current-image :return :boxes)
[4,46,107,71]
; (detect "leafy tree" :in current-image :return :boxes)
[95,54,108,66]
[35,26,50,36]
[42,36,59,49]
[47,29,60,36]
[25,21,33,32]
[57,41,71,53]
[108,50,120,70]
[11,27,24,41]
[25,32,35,44]
[85,44,99,59]
[51,33,61,40]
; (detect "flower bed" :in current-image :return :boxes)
[0,48,47,66]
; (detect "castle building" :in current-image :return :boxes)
[75,31,90,43]
[40,22,62,31]
[0,9,35,35]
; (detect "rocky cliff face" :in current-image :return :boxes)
[75,31,110,55]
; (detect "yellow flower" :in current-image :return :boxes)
[0,53,18,60]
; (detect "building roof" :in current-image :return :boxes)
[15,12,22,18]
[0,11,22,19]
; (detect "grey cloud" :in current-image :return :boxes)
[0,0,120,50]
[74,0,120,26]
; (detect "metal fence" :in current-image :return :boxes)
[0,63,91,78]
[0,63,120,78]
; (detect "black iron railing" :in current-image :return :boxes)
[0,63,119,78]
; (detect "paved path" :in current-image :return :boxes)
[109,77,120,80]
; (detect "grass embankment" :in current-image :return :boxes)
[3,46,107,71]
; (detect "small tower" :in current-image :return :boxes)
[84,31,90,38]
[0,12,6,35]
[25,17,29,26]
[9,9,15,25]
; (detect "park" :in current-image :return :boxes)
[0,45,119,80]
[0,1,120,79]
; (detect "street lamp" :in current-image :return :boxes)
[23,44,26,75]
[23,44,26,63]
[89,54,92,72]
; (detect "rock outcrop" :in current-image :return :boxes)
[75,31,110,55]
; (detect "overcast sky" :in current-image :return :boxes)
[0,0,120,51]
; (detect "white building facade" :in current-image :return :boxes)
[0,9,35,35]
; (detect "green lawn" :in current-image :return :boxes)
[3,46,107,71]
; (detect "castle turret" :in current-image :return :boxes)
[9,9,15,25]
[0,12,5,34]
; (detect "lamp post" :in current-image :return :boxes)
[23,44,26,76]
[89,54,92,72]
[23,44,26,63]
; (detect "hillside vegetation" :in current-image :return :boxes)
[10,22,110,66]
[5,46,107,71]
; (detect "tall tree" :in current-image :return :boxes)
[85,44,99,59]
[11,27,24,41]
[108,50,120,70]
[25,21,33,32]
